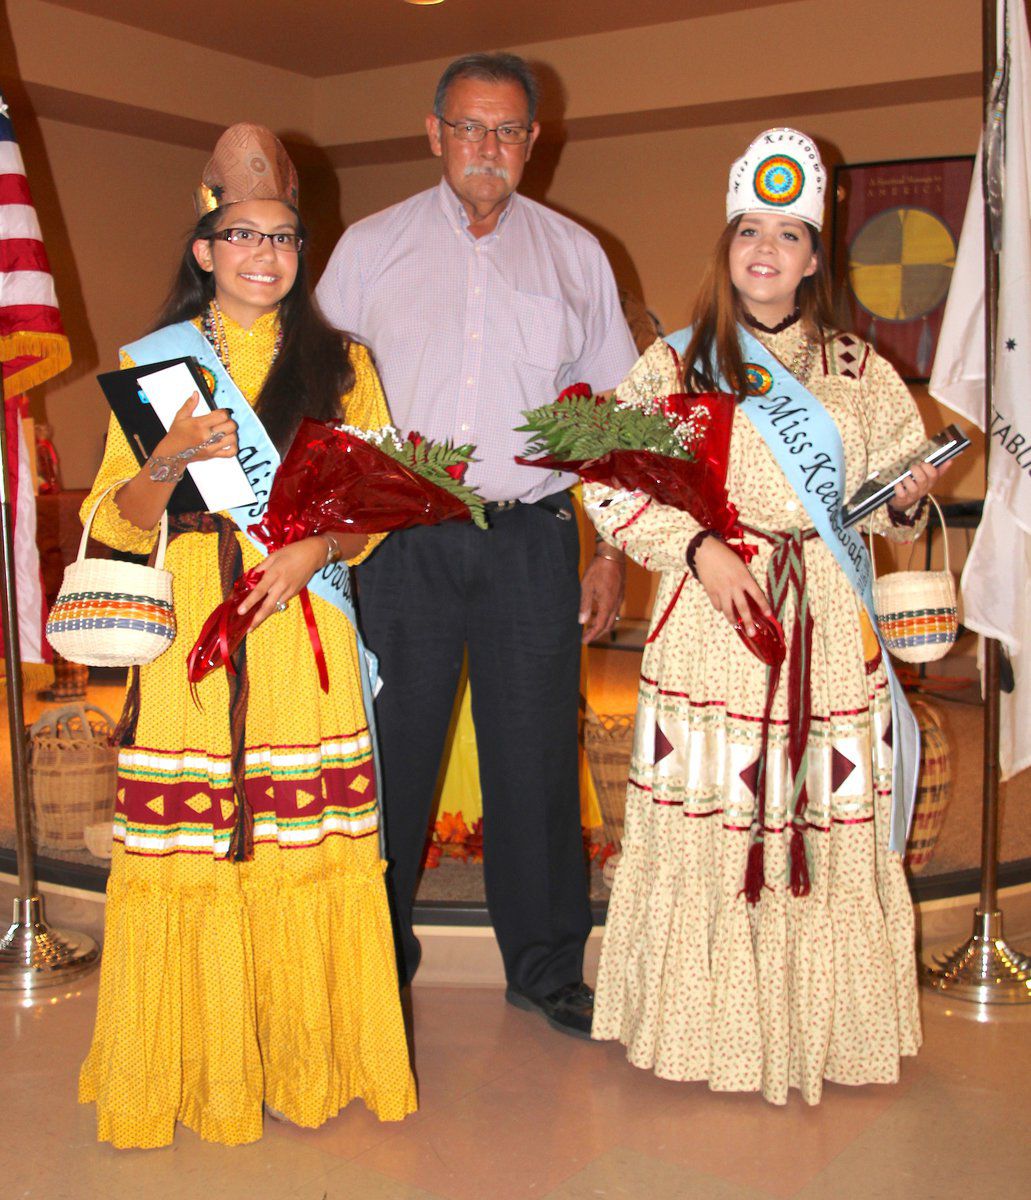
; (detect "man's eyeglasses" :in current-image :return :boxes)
[211,228,304,253]
[437,117,532,145]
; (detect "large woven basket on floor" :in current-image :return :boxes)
[904,698,953,873]
[28,704,118,852]
[584,708,635,850]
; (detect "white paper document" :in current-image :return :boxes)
[136,362,256,512]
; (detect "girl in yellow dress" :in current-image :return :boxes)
[78,124,416,1147]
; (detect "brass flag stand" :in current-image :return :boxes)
[0,398,99,989]
[921,0,1031,1006]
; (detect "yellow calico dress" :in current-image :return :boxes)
[78,311,416,1148]
[587,328,926,1105]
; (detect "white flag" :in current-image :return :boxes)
[929,0,1031,779]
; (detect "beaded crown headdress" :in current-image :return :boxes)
[726,128,826,230]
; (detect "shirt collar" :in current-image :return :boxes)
[436,176,518,240]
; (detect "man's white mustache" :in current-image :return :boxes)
[463,165,510,181]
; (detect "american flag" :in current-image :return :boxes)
[0,92,70,397]
[0,91,72,682]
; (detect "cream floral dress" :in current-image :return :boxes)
[587,326,926,1105]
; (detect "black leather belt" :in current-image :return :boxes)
[483,493,573,521]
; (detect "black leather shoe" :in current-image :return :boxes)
[505,980,595,1039]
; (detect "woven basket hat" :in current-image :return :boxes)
[195,123,299,215]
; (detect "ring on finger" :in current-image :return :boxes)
[275,600,287,613]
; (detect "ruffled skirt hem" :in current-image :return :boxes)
[592,823,922,1107]
[78,843,416,1149]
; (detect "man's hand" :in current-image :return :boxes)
[579,551,625,643]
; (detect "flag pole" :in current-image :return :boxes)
[922,0,1031,1005]
[0,406,99,989]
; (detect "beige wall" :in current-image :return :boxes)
[7,0,312,134]
[26,121,207,485]
[311,0,977,144]
[3,0,986,611]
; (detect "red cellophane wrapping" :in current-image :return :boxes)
[187,419,474,687]
[518,391,740,536]
[518,391,784,667]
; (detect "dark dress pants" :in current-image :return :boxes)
[356,498,592,996]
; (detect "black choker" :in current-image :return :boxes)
[743,308,801,334]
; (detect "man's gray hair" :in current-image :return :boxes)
[433,53,540,122]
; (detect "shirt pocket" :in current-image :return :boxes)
[499,286,584,372]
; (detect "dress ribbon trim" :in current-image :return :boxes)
[120,322,385,860]
[738,523,819,900]
[664,325,920,888]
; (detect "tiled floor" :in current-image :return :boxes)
[2,907,1029,1200]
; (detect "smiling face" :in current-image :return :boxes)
[192,199,300,326]
[425,76,539,237]
[728,211,818,326]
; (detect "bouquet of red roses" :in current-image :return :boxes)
[187,418,486,688]
[516,383,784,667]
[516,381,741,536]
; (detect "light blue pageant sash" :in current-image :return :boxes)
[665,325,919,852]
[124,322,384,846]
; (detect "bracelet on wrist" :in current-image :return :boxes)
[686,529,722,580]
[323,533,342,568]
[147,430,226,484]
[594,543,623,564]
[147,454,189,484]
[887,495,928,528]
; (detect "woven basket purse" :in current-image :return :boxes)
[870,495,958,664]
[28,704,118,852]
[45,481,175,667]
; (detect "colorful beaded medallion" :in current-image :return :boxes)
[744,364,774,395]
[753,155,805,206]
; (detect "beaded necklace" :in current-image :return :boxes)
[786,333,816,386]
[750,317,816,387]
[743,308,816,385]
[200,300,283,374]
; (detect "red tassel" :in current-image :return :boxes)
[789,826,811,897]
[742,837,766,905]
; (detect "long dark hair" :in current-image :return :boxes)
[683,216,835,399]
[152,207,355,453]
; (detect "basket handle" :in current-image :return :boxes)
[77,480,169,569]
[28,703,115,743]
[28,703,90,740]
[867,494,950,580]
[81,703,116,731]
